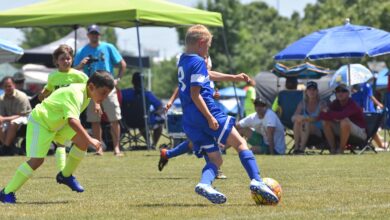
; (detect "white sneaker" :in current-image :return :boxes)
[195,183,227,204]
[250,179,279,204]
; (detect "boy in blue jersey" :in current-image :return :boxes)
[176,25,278,204]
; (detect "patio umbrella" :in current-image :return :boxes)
[274,19,390,86]
[329,64,373,88]
[272,62,331,79]
[0,38,24,63]
[274,19,390,61]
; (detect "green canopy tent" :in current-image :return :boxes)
[0,0,223,149]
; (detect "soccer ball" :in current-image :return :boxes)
[251,177,282,205]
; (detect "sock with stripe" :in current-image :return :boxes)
[4,162,34,194]
[61,146,86,177]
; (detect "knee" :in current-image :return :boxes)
[322,120,331,128]
[340,119,351,129]
[27,158,45,170]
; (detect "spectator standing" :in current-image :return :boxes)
[0,77,31,156]
[243,80,256,116]
[74,24,126,156]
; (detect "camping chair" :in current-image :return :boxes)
[347,112,383,154]
[120,89,149,150]
[276,90,303,152]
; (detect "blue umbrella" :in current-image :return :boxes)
[329,64,373,88]
[368,41,390,57]
[272,62,332,79]
[274,19,390,61]
[0,38,24,63]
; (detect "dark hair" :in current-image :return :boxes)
[132,72,142,89]
[285,77,298,90]
[1,76,15,85]
[87,71,114,90]
[253,98,267,107]
[52,44,74,67]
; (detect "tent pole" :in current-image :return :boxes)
[73,25,79,52]
[136,21,151,150]
[221,27,242,118]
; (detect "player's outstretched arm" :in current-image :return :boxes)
[68,117,102,151]
[165,87,179,113]
[209,71,251,83]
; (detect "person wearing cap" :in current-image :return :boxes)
[74,24,126,156]
[291,81,326,154]
[316,83,366,154]
[13,72,33,97]
[0,77,32,156]
[237,98,285,155]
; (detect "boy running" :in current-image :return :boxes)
[176,25,278,204]
[0,71,114,204]
[39,44,91,172]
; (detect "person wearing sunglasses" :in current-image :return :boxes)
[315,83,366,154]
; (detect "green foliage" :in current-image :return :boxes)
[188,0,390,76]
[151,58,178,98]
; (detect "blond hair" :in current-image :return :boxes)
[185,25,212,46]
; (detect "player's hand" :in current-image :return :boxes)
[208,116,219,130]
[164,102,172,113]
[235,73,251,83]
[89,138,103,151]
[94,103,103,116]
[77,57,90,69]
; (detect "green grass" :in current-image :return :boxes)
[1,150,390,219]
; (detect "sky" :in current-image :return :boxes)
[0,0,316,59]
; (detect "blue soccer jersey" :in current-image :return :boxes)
[177,54,235,156]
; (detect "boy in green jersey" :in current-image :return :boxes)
[0,71,114,204]
[39,44,92,172]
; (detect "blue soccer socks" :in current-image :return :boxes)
[239,150,261,181]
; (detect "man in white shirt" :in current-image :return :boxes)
[236,98,285,155]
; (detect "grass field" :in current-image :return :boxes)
[1,149,390,219]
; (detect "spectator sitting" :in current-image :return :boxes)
[351,82,387,150]
[13,73,34,97]
[236,98,285,155]
[291,81,326,155]
[272,77,298,115]
[121,72,164,149]
[0,77,32,156]
[316,83,366,154]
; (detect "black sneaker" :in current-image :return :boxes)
[158,148,169,171]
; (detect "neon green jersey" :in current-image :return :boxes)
[244,86,256,115]
[44,68,88,92]
[31,84,90,131]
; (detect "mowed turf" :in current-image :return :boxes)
[1,150,390,219]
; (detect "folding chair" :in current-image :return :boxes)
[348,112,383,154]
[276,90,303,153]
[120,89,149,150]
